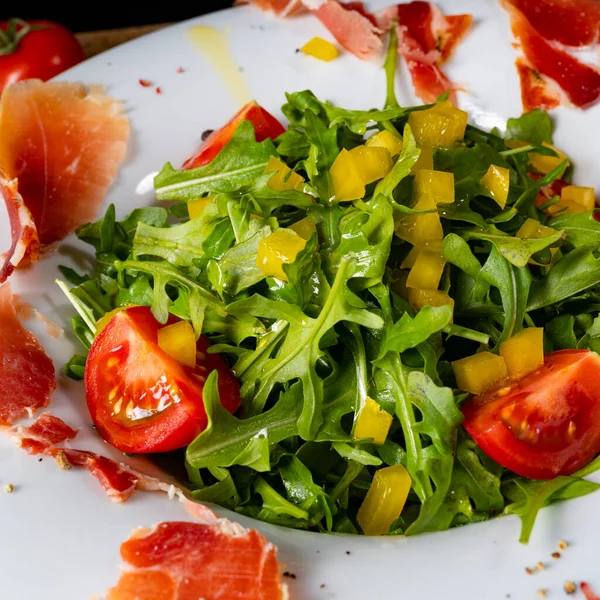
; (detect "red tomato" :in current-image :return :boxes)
[462,350,600,480]
[0,19,85,95]
[182,100,286,169]
[84,306,241,454]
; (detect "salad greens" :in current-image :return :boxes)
[58,68,600,544]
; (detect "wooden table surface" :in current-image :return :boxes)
[75,24,171,58]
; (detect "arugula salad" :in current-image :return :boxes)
[58,54,600,543]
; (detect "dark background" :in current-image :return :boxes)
[1,2,235,32]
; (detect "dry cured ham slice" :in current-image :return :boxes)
[515,57,561,112]
[106,522,288,600]
[0,170,39,284]
[0,80,129,247]
[12,413,77,455]
[0,283,55,426]
[235,0,307,16]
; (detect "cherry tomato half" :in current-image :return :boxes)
[182,100,286,169]
[463,349,600,480]
[84,306,241,454]
[0,19,85,95]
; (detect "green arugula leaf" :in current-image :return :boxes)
[549,211,600,249]
[332,442,383,466]
[505,109,553,145]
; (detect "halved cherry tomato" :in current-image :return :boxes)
[463,350,600,480]
[84,306,241,454]
[182,100,286,169]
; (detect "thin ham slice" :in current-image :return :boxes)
[0,80,129,248]
[0,169,39,284]
[106,522,287,600]
[12,413,77,455]
[582,582,600,600]
[0,283,55,426]
[235,0,307,16]
[515,57,562,112]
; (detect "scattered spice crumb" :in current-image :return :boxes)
[526,567,535,575]
[201,129,214,141]
[38,457,43,462]
[156,87,163,95]
[176,67,184,73]
[139,79,152,87]
[345,551,351,555]
[538,590,547,599]
[295,48,300,53]
[558,540,569,551]
[55,450,72,471]
[3,483,14,493]
[536,561,545,571]
[283,571,297,579]
[552,552,561,559]
[316,550,320,554]
[320,584,326,589]
[564,581,577,595]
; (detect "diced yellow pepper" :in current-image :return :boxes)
[300,36,339,61]
[528,142,569,174]
[157,321,197,368]
[408,101,468,148]
[256,230,306,281]
[264,156,305,192]
[357,465,412,536]
[408,289,455,312]
[188,195,215,219]
[390,269,409,299]
[400,246,420,269]
[516,218,560,265]
[395,194,443,250]
[499,328,544,380]
[414,169,454,205]
[330,148,365,202]
[354,397,393,445]
[411,145,433,174]
[366,130,403,157]
[452,352,508,395]
[95,305,135,336]
[289,216,316,240]
[406,251,445,290]
[349,146,393,184]
[560,185,595,212]
[480,165,510,209]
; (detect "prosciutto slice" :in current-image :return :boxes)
[106,522,288,600]
[515,57,561,112]
[12,413,77,454]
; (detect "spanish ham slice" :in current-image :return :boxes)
[12,413,77,455]
[0,80,129,248]
[515,57,561,112]
[0,283,55,426]
[0,170,39,284]
[235,0,307,16]
[106,522,287,600]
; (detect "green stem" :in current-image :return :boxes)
[443,324,490,345]
[384,25,399,110]
[0,19,47,56]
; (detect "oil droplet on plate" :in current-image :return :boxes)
[187,25,252,107]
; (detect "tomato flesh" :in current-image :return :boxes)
[85,307,241,453]
[462,350,600,480]
[182,101,285,169]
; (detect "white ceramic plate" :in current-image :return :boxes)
[2,2,600,598]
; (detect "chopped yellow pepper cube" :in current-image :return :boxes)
[411,145,434,174]
[188,195,215,219]
[95,305,135,336]
[349,146,393,184]
[395,194,443,250]
[408,289,455,312]
[357,465,412,536]
[480,165,510,209]
[516,218,557,240]
[560,185,595,212]
[158,321,197,368]
[354,397,393,445]
[408,101,468,148]
[289,216,317,240]
[406,251,445,290]
[414,169,454,205]
[528,142,569,174]
[400,246,420,269]
[330,148,365,202]
[300,36,339,61]
[366,130,403,156]
[499,328,544,380]
[453,352,508,395]
[264,156,305,192]
[256,230,306,281]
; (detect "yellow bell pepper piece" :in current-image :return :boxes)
[408,289,454,312]
[357,465,412,536]
[366,130,403,157]
[395,194,443,250]
[300,36,339,61]
[414,169,454,205]
[256,230,306,281]
[157,321,197,368]
[400,246,420,269]
[330,148,365,202]
[408,101,468,148]
[188,195,215,219]
[499,327,544,380]
[264,156,305,192]
[406,251,445,290]
[96,305,135,336]
[354,397,393,445]
[529,142,569,174]
[411,145,433,174]
[559,185,595,213]
[516,218,560,265]
[452,352,508,395]
[349,146,393,184]
[480,165,510,209]
[289,216,316,240]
